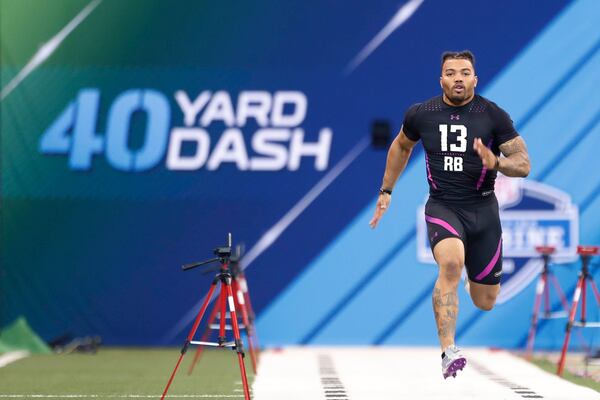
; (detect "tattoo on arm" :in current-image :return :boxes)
[498,136,531,177]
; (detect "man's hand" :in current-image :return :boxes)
[473,138,497,169]
[369,193,391,229]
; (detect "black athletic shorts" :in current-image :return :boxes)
[424,195,503,285]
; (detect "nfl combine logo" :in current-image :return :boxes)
[417,175,579,304]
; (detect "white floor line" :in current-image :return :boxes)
[252,347,600,400]
[0,396,243,398]
[0,351,29,368]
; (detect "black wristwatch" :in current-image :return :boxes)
[379,188,392,195]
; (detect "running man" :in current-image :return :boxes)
[369,50,530,379]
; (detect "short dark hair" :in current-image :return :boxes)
[441,50,475,71]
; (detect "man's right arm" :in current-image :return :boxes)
[370,128,418,229]
[381,128,419,190]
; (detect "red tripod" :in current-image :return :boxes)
[557,245,600,376]
[526,246,570,358]
[187,258,259,376]
[161,236,251,400]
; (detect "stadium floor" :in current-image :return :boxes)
[0,347,598,399]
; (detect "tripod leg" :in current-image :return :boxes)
[549,272,588,352]
[590,278,600,305]
[557,275,584,376]
[225,278,251,400]
[188,291,220,375]
[549,273,570,312]
[581,277,587,323]
[575,276,595,354]
[246,329,258,375]
[234,279,258,374]
[219,281,227,344]
[161,280,219,400]
[543,273,551,316]
[241,274,261,353]
[526,273,545,358]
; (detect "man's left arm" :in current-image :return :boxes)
[474,136,531,177]
[497,136,531,177]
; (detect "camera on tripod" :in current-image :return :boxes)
[182,233,233,272]
[213,245,232,259]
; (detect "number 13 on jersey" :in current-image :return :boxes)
[439,124,467,171]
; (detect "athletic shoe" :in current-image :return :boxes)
[442,344,467,379]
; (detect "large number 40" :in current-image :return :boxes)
[39,88,171,171]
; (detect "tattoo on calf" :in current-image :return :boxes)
[432,287,458,341]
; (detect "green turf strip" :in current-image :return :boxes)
[529,357,600,393]
[0,348,254,397]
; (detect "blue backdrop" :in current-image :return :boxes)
[2,0,599,350]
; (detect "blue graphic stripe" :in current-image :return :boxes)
[536,108,600,182]
[485,0,600,123]
[310,233,439,344]
[300,228,417,344]
[455,308,486,340]
[581,180,600,212]
[542,120,600,205]
[373,276,436,345]
[514,36,600,132]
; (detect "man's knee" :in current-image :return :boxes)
[472,293,497,311]
[438,259,462,284]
